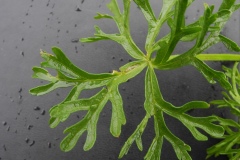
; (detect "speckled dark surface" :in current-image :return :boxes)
[0,0,239,160]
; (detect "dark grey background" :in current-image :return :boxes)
[0,0,239,160]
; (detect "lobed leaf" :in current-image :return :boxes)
[30,1,240,160]
[119,115,149,158]
[60,89,109,152]
[192,58,231,90]
[109,84,126,137]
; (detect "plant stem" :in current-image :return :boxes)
[169,54,240,61]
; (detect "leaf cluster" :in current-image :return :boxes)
[208,63,240,159]
[30,0,240,159]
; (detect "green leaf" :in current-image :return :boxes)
[32,67,58,82]
[80,36,109,43]
[60,88,109,152]
[109,85,126,137]
[133,0,156,24]
[180,26,202,42]
[94,12,113,19]
[144,134,163,160]
[30,0,240,159]
[219,0,235,11]
[141,0,177,52]
[41,47,114,79]
[219,35,240,52]
[142,67,224,159]
[146,111,191,160]
[30,81,73,96]
[119,115,149,158]
[192,58,231,90]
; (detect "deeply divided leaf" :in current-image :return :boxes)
[30,1,240,160]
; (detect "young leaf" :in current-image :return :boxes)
[119,115,149,158]
[219,35,240,52]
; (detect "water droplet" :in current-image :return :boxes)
[2,145,6,151]
[25,13,29,16]
[27,125,33,130]
[75,6,82,12]
[20,51,24,56]
[55,137,59,141]
[29,140,35,146]
[74,24,77,27]
[56,93,60,96]
[76,115,80,119]
[41,110,45,115]
[21,38,24,41]
[6,126,10,131]
[2,121,7,126]
[211,85,216,91]
[120,58,123,62]
[18,109,22,115]
[18,88,22,93]
[221,112,225,118]
[81,0,85,4]
[19,95,22,100]
[112,56,115,59]
[15,130,18,133]
[34,106,40,110]
[128,59,132,62]
[71,38,79,43]
[57,29,60,33]
[25,138,29,143]
[102,113,106,117]
[66,30,69,33]
[48,142,51,148]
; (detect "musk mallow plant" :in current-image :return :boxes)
[30,0,240,159]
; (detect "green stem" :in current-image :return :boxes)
[169,54,240,61]
[232,62,240,97]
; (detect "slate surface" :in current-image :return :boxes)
[0,0,239,160]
